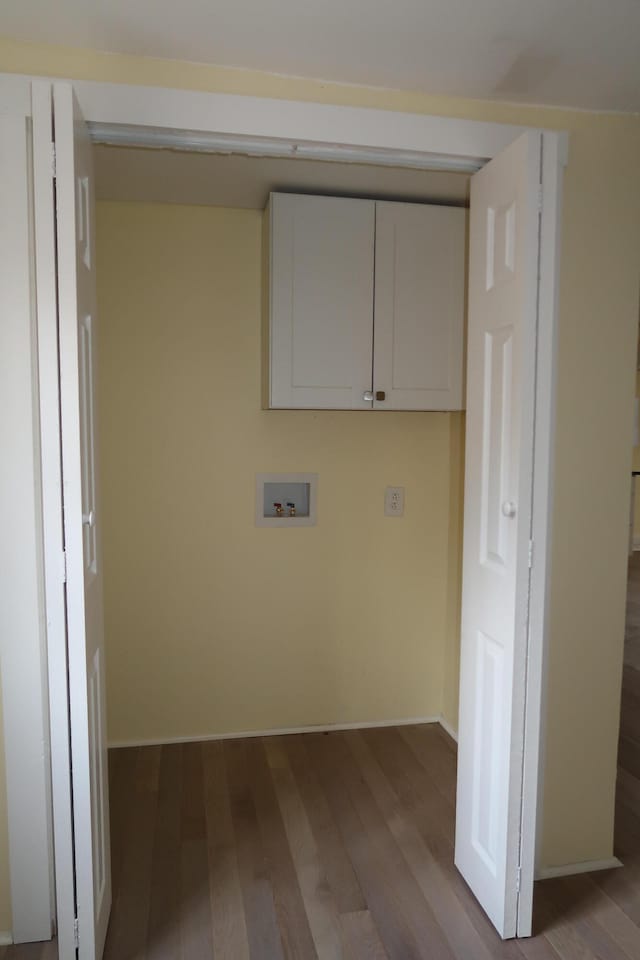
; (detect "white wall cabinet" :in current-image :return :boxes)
[265,192,466,410]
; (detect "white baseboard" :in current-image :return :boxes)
[536,856,623,880]
[438,716,458,743]
[0,932,13,946]
[108,715,442,749]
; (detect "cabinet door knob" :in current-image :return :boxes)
[362,390,374,403]
[82,510,95,528]
[375,391,386,402]
[501,501,517,518]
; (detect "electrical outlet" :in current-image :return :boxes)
[384,486,405,517]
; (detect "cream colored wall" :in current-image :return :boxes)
[441,413,465,731]
[0,43,637,933]
[96,202,453,744]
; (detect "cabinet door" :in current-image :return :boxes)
[373,201,466,410]
[268,193,375,409]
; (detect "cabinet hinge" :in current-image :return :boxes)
[537,184,543,213]
[528,539,534,569]
[73,916,79,949]
[61,550,67,584]
[51,142,56,179]
[516,866,522,894]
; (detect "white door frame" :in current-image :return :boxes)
[0,77,55,947]
[0,70,566,944]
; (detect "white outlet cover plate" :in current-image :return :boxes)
[385,486,405,517]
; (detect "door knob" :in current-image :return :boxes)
[375,391,386,402]
[362,390,374,403]
[82,510,95,528]
[501,501,516,518]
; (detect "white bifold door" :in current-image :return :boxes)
[455,131,543,939]
[54,82,112,958]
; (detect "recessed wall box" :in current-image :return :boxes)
[255,473,318,527]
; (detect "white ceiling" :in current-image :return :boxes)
[3,0,640,113]
[93,145,470,210]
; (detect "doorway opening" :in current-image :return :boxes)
[2,79,565,957]
[95,140,474,957]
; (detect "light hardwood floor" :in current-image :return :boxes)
[4,559,640,959]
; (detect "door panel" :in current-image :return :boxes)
[481,326,513,569]
[373,201,466,410]
[79,313,98,575]
[269,192,375,409]
[455,132,541,939]
[54,81,111,959]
